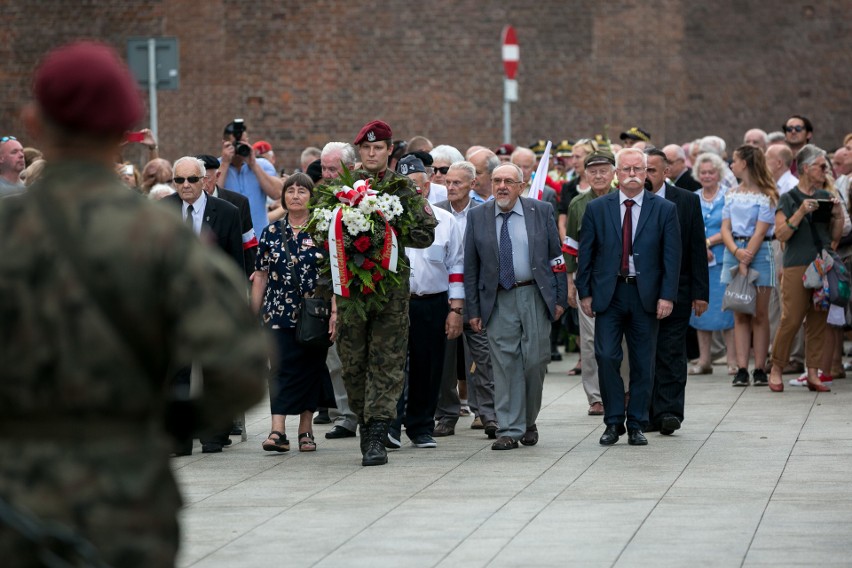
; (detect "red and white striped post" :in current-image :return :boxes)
[501,25,519,144]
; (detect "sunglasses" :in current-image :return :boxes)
[784,125,805,133]
[432,166,450,175]
[173,176,201,184]
[0,136,17,144]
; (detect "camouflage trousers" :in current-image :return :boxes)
[336,282,410,424]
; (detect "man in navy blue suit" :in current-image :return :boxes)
[576,148,681,446]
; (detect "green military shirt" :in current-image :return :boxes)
[565,187,616,273]
[0,160,270,567]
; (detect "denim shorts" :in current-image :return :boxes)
[720,239,776,287]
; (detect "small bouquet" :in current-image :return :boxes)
[307,166,419,323]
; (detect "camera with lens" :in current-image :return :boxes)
[230,118,252,158]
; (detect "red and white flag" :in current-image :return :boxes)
[528,140,552,200]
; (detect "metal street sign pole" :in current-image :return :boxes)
[147,38,158,140]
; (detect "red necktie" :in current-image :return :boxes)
[621,199,634,276]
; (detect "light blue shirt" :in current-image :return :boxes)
[722,188,776,237]
[222,157,277,235]
[495,198,532,283]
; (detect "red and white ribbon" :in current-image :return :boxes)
[377,211,399,274]
[328,206,350,297]
[335,179,376,207]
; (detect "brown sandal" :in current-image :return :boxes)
[298,432,316,452]
[262,431,290,452]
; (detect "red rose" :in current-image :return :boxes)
[354,236,371,253]
[323,240,329,250]
[372,271,384,282]
[361,258,376,270]
[362,284,374,295]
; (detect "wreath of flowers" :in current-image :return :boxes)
[307,166,420,323]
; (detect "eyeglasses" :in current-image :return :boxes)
[784,125,805,133]
[492,178,523,186]
[432,166,450,175]
[618,166,646,174]
[0,136,17,144]
[807,163,829,171]
[173,176,201,184]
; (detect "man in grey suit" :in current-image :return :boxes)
[434,162,499,439]
[465,163,568,450]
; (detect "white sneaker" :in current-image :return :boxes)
[789,371,832,386]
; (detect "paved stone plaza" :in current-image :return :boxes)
[172,353,852,567]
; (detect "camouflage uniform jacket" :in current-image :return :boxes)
[0,161,269,566]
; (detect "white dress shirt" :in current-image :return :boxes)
[182,191,207,236]
[408,207,464,299]
[776,170,798,195]
[447,198,473,236]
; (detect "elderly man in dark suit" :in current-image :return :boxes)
[164,156,245,454]
[465,163,568,450]
[197,154,258,279]
[644,149,709,436]
[576,147,681,447]
[164,156,244,274]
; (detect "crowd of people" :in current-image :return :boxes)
[3,38,852,566]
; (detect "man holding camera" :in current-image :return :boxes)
[218,119,283,235]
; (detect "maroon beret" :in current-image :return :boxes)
[495,143,515,156]
[354,120,392,145]
[33,41,144,136]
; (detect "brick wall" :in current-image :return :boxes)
[2,0,850,171]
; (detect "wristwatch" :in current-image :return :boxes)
[449,307,463,315]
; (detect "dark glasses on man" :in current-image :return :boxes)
[173,176,201,184]
[784,126,805,133]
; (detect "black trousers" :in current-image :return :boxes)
[650,310,690,425]
[398,292,449,438]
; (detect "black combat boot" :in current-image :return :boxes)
[361,419,389,466]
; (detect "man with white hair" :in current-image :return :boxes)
[662,144,701,191]
[320,141,357,182]
[163,156,245,454]
[743,128,769,152]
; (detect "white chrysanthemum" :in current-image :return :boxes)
[358,194,379,215]
[342,207,371,236]
[376,194,403,221]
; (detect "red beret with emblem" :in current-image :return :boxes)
[252,140,272,154]
[354,120,393,145]
[33,41,144,136]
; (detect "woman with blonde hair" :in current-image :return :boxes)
[720,145,778,387]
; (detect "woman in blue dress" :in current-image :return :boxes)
[689,153,736,375]
[251,173,330,453]
[720,146,778,387]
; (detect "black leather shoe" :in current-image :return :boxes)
[325,425,357,439]
[599,424,626,446]
[660,415,681,436]
[313,409,331,424]
[627,428,648,446]
[520,424,538,446]
[201,442,223,453]
[483,421,498,439]
[362,420,389,466]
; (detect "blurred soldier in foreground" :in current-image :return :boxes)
[0,41,268,567]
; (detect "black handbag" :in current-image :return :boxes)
[282,228,333,348]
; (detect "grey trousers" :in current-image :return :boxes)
[434,337,461,427]
[487,285,551,440]
[462,326,497,424]
[577,288,600,404]
[326,344,358,431]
